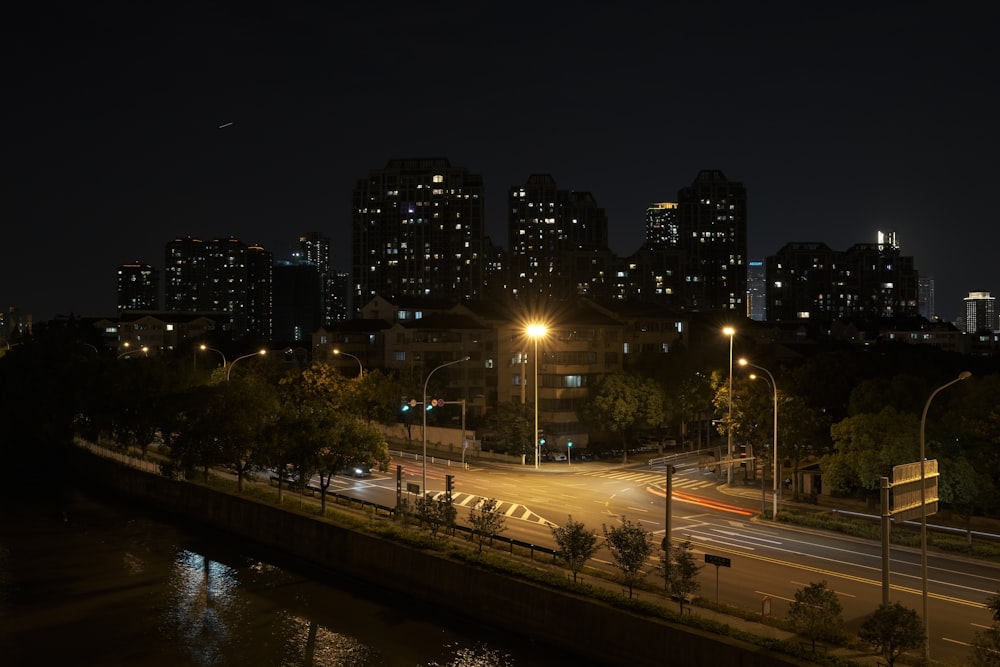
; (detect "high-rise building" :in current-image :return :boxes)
[245,244,273,341]
[507,174,612,301]
[918,275,936,320]
[272,259,320,343]
[645,202,679,249]
[164,236,272,340]
[765,232,919,322]
[676,170,748,312]
[299,232,338,327]
[612,202,682,304]
[747,260,766,321]
[964,291,996,333]
[351,158,485,314]
[116,261,159,312]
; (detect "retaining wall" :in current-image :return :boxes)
[72,448,811,667]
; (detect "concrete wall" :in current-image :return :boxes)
[72,449,812,667]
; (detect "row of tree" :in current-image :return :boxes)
[578,339,1000,519]
[5,323,1000,521]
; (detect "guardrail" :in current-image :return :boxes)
[269,476,397,518]
[831,508,1000,542]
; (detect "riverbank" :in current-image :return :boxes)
[68,441,889,667]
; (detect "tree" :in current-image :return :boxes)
[787,580,844,652]
[578,372,647,463]
[970,624,1000,667]
[467,497,506,552]
[415,494,456,539]
[822,406,920,505]
[662,540,701,612]
[602,516,652,599]
[989,590,1000,622]
[858,602,924,667]
[486,401,534,459]
[551,516,598,582]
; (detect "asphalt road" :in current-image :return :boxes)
[327,452,999,664]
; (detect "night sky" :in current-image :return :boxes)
[5,1,998,323]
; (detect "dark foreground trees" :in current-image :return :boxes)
[858,602,924,667]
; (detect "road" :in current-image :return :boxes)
[325,451,998,664]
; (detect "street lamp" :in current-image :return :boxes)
[919,370,971,662]
[198,344,227,370]
[333,348,364,376]
[739,358,779,520]
[422,356,470,496]
[722,326,735,483]
[527,324,548,470]
[226,349,266,381]
[117,343,149,359]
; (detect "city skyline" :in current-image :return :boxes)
[6,2,998,322]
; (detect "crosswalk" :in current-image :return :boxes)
[428,491,553,526]
[574,468,717,491]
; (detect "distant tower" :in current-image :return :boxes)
[272,258,320,343]
[677,170,748,312]
[918,275,936,320]
[116,261,159,312]
[964,291,996,333]
[299,232,336,327]
[747,260,766,321]
[246,244,273,341]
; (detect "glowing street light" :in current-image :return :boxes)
[739,358,778,520]
[722,326,735,483]
[226,349,266,381]
[333,348,364,376]
[422,356,470,496]
[527,323,548,470]
[919,370,971,662]
[198,344,227,370]
[117,343,149,359]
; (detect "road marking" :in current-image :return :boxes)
[755,591,795,603]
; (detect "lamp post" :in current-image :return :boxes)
[722,326,735,483]
[117,344,149,359]
[333,348,364,376]
[739,358,779,520]
[527,324,548,470]
[919,370,971,662]
[226,349,266,381]
[422,356,470,496]
[198,344,227,371]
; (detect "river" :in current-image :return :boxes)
[0,488,563,667]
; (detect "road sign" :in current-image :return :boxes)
[891,460,938,521]
[406,482,420,494]
[705,554,731,567]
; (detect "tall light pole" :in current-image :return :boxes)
[722,327,735,483]
[226,349,266,381]
[117,344,149,359]
[739,358,778,520]
[527,324,548,470]
[422,356,470,496]
[333,348,364,376]
[199,344,227,371]
[919,370,971,662]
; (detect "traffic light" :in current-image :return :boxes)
[445,474,455,503]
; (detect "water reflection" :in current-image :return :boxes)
[0,492,550,667]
